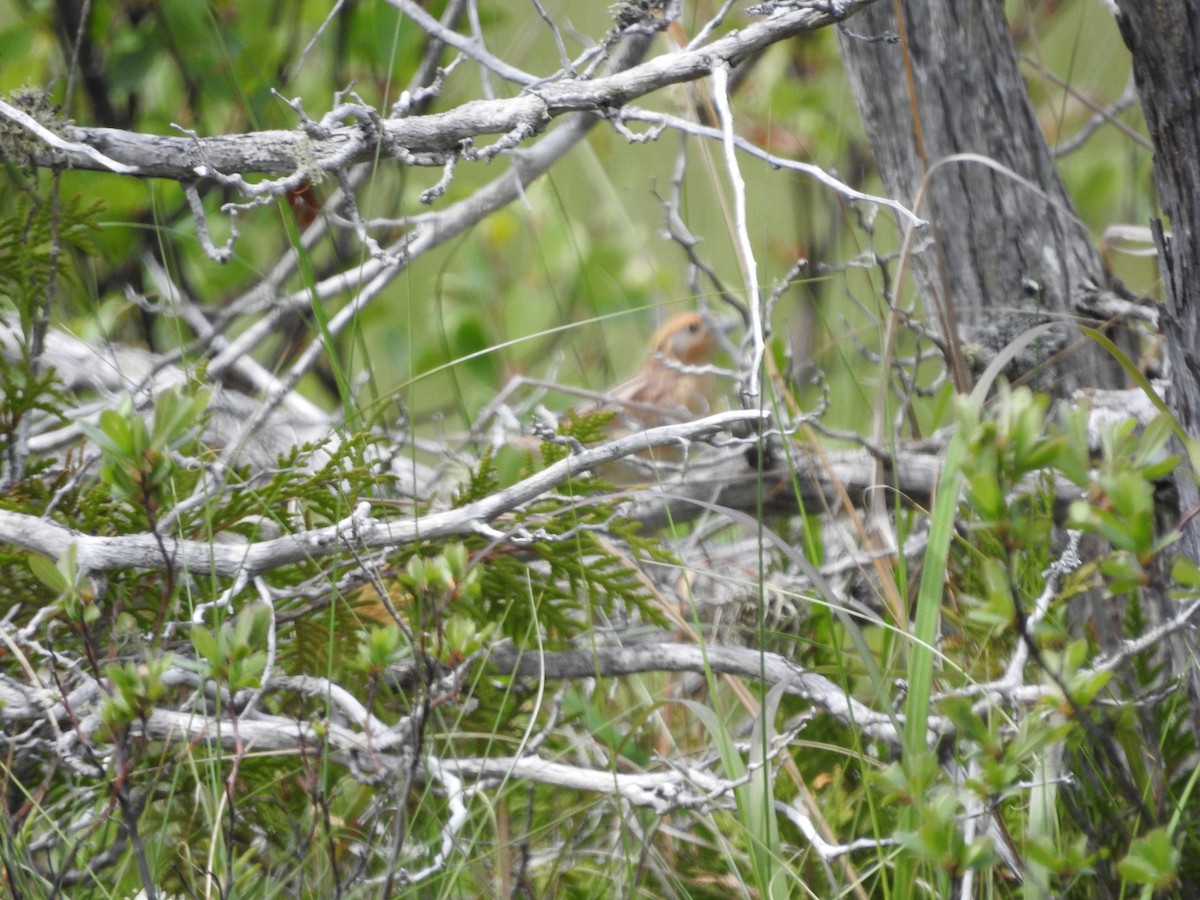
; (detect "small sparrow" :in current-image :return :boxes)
[605,312,726,430]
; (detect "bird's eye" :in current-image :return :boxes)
[688,321,700,334]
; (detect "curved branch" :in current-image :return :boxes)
[0,410,768,577]
[487,640,917,747]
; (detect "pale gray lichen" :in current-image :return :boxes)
[0,88,71,168]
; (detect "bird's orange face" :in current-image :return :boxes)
[651,312,720,366]
[603,312,726,428]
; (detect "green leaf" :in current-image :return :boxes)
[191,625,220,667]
[1171,555,1200,589]
[27,552,67,593]
[234,603,271,649]
[964,464,1005,521]
[1117,827,1179,889]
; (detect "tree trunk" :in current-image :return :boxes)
[838,0,1127,395]
[1114,2,1200,562]
[1114,0,1200,739]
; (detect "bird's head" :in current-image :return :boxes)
[652,312,724,366]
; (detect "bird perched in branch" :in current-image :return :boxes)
[605,311,727,430]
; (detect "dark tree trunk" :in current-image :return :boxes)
[1114,2,1200,563]
[838,0,1127,395]
[1114,0,1200,740]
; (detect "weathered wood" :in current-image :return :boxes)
[839,0,1128,394]
[1115,0,1200,743]
[1115,1,1200,558]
